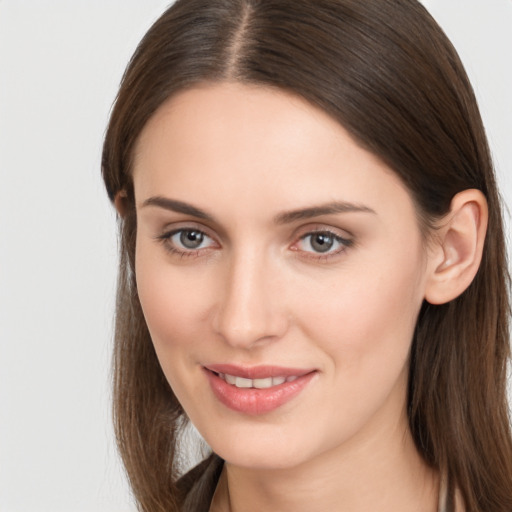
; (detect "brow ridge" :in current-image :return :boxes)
[141,196,375,224]
[274,202,376,224]
[141,196,214,221]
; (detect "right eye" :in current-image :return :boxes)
[158,228,217,256]
[298,231,345,254]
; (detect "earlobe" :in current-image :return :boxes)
[425,189,488,305]
[114,190,128,218]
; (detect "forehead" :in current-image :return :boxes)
[132,82,415,223]
[133,82,346,171]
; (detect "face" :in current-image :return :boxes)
[132,82,433,470]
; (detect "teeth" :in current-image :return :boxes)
[235,377,253,388]
[219,373,298,389]
[225,374,237,385]
[253,377,272,389]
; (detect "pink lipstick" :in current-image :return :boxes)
[203,364,317,415]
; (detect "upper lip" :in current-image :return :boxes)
[204,364,316,380]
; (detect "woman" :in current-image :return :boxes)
[101,0,512,511]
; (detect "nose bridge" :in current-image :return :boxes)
[213,246,286,348]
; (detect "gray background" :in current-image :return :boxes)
[1,1,511,510]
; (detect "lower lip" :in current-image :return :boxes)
[204,369,316,415]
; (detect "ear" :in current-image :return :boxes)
[114,190,128,218]
[425,189,488,305]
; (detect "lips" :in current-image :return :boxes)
[203,364,317,415]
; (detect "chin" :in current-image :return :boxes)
[201,422,316,471]
[218,446,306,471]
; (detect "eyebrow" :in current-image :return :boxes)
[141,196,376,224]
[141,196,215,221]
[273,201,376,224]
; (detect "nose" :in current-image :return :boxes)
[212,250,289,349]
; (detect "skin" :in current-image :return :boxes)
[131,82,459,511]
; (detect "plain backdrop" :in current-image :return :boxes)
[0,1,511,511]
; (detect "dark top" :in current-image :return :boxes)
[178,454,224,512]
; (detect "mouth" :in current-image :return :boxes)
[215,373,298,389]
[203,364,317,415]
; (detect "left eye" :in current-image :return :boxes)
[169,229,214,251]
[297,232,349,254]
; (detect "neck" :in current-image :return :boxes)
[211,411,439,512]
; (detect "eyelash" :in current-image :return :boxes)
[293,230,353,261]
[156,227,353,261]
[156,228,217,259]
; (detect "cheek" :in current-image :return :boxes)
[282,254,426,448]
[134,240,210,362]
[296,245,426,384]
[134,247,216,411]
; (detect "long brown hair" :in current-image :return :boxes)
[102,1,512,510]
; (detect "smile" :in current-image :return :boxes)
[203,364,317,415]
[218,373,298,389]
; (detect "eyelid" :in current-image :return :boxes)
[153,221,354,261]
[156,221,218,241]
[289,225,354,260]
[291,222,354,242]
[155,223,220,257]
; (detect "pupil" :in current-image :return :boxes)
[180,230,204,249]
[311,233,333,253]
